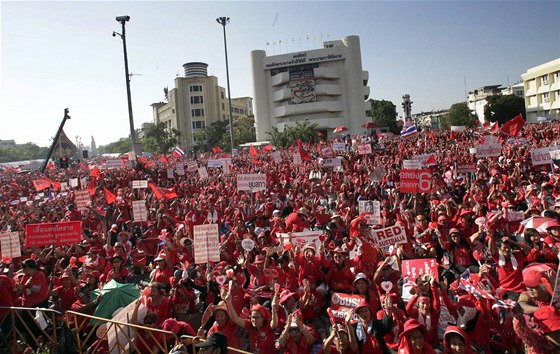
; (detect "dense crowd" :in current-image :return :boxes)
[0,121,560,354]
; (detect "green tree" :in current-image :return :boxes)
[484,94,526,125]
[234,116,256,145]
[98,138,132,154]
[141,121,181,154]
[267,118,318,148]
[0,143,49,163]
[442,102,478,128]
[206,120,229,151]
[367,99,399,134]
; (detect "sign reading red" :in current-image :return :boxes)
[25,221,82,247]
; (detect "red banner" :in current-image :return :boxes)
[399,169,431,193]
[328,293,364,323]
[402,258,439,281]
[25,221,82,247]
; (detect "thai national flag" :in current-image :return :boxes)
[400,124,418,137]
[172,146,185,158]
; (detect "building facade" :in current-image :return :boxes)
[251,35,370,140]
[522,58,560,121]
[467,85,502,124]
[151,62,253,151]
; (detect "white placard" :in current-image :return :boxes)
[357,144,372,155]
[20,197,28,202]
[106,159,122,169]
[74,190,90,212]
[193,224,220,264]
[222,163,230,175]
[484,135,499,145]
[321,147,334,158]
[0,232,21,259]
[175,163,185,176]
[507,211,525,222]
[132,200,148,222]
[187,161,198,172]
[549,148,560,161]
[69,178,78,188]
[531,147,552,166]
[272,151,282,164]
[166,167,174,179]
[237,174,267,192]
[476,144,502,158]
[293,153,302,165]
[59,182,68,191]
[132,180,148,189]
[403,159,422,170]
[333,166,344,173]
[279,231,323,249]
[241,238,255,251]
[322,157,342,167]
[332,142,346,152]
[198,167,209,180]
[219,158,232,166]
[207,159,223,168]
[359,200,381,225]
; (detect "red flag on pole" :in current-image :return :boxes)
[297,140,312,161]
[250,144,258,164]
[500,114,525,137]
[104,187,117,204]
[90,166,101,179]
[160,154,169,165]
[87,178,97,196]
[149,182,178,200]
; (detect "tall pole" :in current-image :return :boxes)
[216,17,235,153]
[115,15,139,158]
[41,108,70,173]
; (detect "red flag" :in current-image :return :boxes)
[32,179,51,192]
[424,154,436,165]
[297,140,312,161]
[490,122,500,133]
[88,178,97,196]
[90,166,101,179]
[153,153,159,162]
[250,144,258,164]
[429,130,436,143]
[212,146,223,154]
[160,154,169,165]
[149,182,177,200]
[47,162,56,171]
[500,114,525,137]
[104,187,117,204]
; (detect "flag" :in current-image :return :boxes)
[48,183,55,200]
[500,114,525,137]
[297,140,312,161]
[490,122,500,133]
[211,146,223,154]
[47,162,56,171]
[90,166,101,179]
[149,182,178,200]
[160,154,169,165]
[424,154,436,165]
[400,124,418,137]
[87,178,97,196]
[32,179,51,192]
[104,187,117,204]
[429,130,436,143]
[172,146,185,158]
[249,144,258,164]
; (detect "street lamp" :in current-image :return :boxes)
[216,16,235,153]
[113,15,140,158]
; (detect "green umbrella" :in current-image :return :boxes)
[90,280,140,323]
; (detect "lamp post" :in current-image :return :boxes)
[114,15,139,158]
[216,16,235,152]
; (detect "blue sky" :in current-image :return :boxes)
[1,1,559,147]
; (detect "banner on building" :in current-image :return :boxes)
[289,67,317,104]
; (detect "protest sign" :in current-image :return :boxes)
[106,159,122,169]
[321,147,334,158]
[59,182,68,192]
[402,258,439,281]
[222,163,230,174]
[132,200,148,222]
[74,190,90,212]
[333,166,344,173]
[166,167,174,179]
[359,200,380,225]
[357,144,372,155]
[132,180,148,189]
[412,154,436,166]
[198,167,209,180]
[399,169,432,193]
[279,231,322,250]
[207,160,223,168]
[293,153,302,165]
[69,178,78,188]
[272,151,282,164]
[175,162,185,176]
[328,293,363,323]
[369,167,386,183]
[322,157,342,167]
[507,211,525,222]
[456,163,477,174]
[476,144,502,158]
[193,224,220,264]
[186,161,198,172]
[403,159,422,170]
[370,225,407,247]
[237,174,267,192]
[25,221,82,247]
[484,135,499,145]
[530,147,552,166]
[0,231,21,259]
[241,238,255,251]
[219,158,232,166]
[332,142,346,152]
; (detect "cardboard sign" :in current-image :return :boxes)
[321,147,334,158]
[187,161,198,172]
[132,180,148,189]
[106,159,122,169]
[332,142,346,152]
[293,153,302,165]
[279,231,322,250]
[0,231,21,259]
[370,225,407,247]
[219,158,232,166]
[507,211,525,222]
[399,169,432,193]
[175,163,185,176]
[207,159,223,168]
[198,167,209,180]
[329,293,364,323]
[322,158,342,167]
[74,190,90,212]
[132,200,148,222]
[272,151,282,164]
[475,144,502,158]
[531,147,552,166]
[357,144,372,155]
[25,221,82,247]
[456,163,477,174]
[237,174,267,192]
[402,258,439,281]
[359,200,381,225]
[193,224,220,264]
[166,167,174,179]
[69,178,78,188]
[403,159,422,170]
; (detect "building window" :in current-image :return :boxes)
[542,75,549,85]
[191,108,205,117]
[221,92,225,99]
[555,72,560,82]
[192,121,206,129]
[189,85,202,92]
[223,114,226,119]
[222,103,225,110]
[190,96,204,104]
[543,92,550,103]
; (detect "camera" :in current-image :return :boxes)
[115,15,130,22]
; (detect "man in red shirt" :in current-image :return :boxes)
[14,259,49,307]
[489,237,526,300]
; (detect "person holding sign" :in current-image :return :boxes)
[348,298,393,354]
[405,275,441,348]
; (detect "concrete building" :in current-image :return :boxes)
[522,58,560,121]
[467,85,502,124]
[501,82,524,98]
[151,62,253,151]
[251,35,370,140]
[412,109,449,130]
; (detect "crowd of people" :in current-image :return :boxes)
[1,120,560,354]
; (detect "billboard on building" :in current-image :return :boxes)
[289,66,316,104]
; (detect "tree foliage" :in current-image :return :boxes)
[441,102,478,128]
[141,121,181,154]
[205,116,256,152]
[0,143,49,163]
[484,94,526,124]
[367,99,399,134]
[267,119,319,148]
[98,138,131,155]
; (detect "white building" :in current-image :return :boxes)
[251,35,370,140]
[467,85,502,124]
[522,58,560,121]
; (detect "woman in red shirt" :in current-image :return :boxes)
[200,301,243,351]
[145,283,172,326]
[397,319,436,354]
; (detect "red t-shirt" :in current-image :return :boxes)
[19,270,49,307]
[208,320,241,350]
[244,319,276,353]
[492,252,526,293]
[0,275,15,317]
[147,296,172,326]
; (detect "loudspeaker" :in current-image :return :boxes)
[82,150,89,159]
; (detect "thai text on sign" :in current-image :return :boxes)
[399,169,432,193]
[237,174,267,192]
[132,180,148,189]
[476,144,502,158]
[25,221,82,247]
[530,147,552,166]
[0,231,21,259]
[74,190,90,212]
[132,200,148,222]
[357,144,372,155]
[402,258,439,281]
[193,224,220,264]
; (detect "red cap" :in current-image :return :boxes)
[523,269,544,288]
[449,228,460,234]
[546,220,560,230]
[533,306,560,333]
[254,255,265,264]
[437,215,448,222]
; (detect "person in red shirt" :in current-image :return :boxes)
[397,319,436,354]
[326,247,356,293]
[0,273,15,319]
[198,301,243,351]
[14,259,49,307]
[145,283,172,326]
[406,278,441,348]
[488,237,526,300]
[50,273,77,312]
[100,254,128,286]
[323,323,358,354]
[151,252,174,285]
[543,220,560,250]
[285,207,310,232]
[347,298,393,354]
[278,312,317,354]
